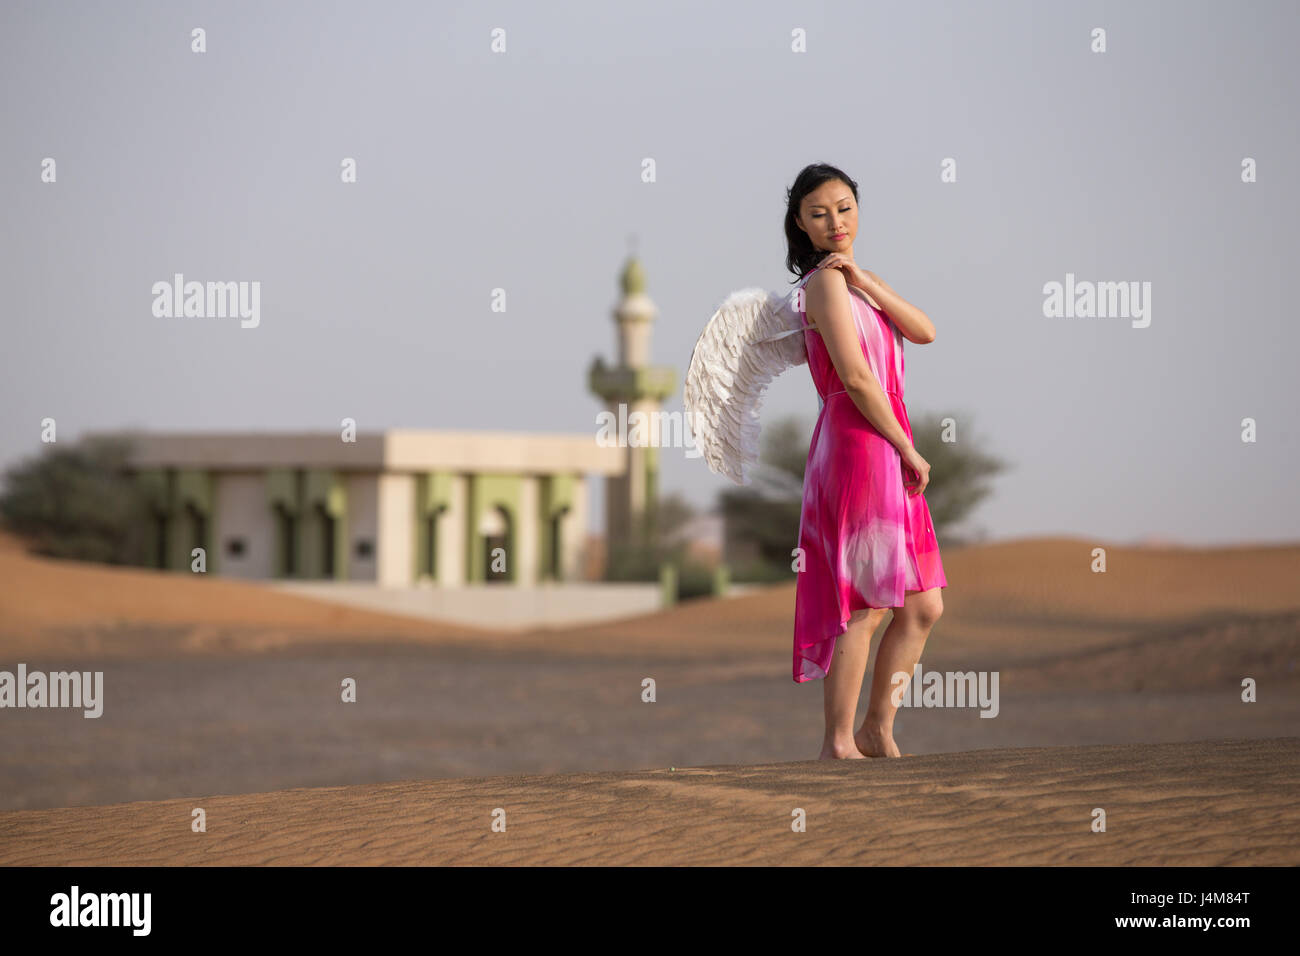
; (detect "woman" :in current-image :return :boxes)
[786,163,948,759]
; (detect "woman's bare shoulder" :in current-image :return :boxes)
[802,267,848,327]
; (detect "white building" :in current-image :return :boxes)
[98,428,621,586]
[88,256,680,592]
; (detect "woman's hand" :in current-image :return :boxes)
[900,445,931,497]
[817,252,883,298]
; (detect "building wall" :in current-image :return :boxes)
[141,462,600,586]
[417,471,468,587]
[436,475,468,585]
[213,472,275,579]
[516,475,539,586]
[346,473,380,582]
[377,473,416,587]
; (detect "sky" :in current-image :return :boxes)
[2,0,1297,546]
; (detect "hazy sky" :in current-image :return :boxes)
[2,0,1297,546]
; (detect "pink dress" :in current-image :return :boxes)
[791,265,947,682]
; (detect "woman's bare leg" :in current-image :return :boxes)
[855,587,944,758]
[819,607,889,759]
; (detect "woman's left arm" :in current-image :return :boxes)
[860,271,936,344]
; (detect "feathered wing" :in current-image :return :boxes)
[683,282,810,485]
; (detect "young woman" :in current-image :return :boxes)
[786,163,948,759]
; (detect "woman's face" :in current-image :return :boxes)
[797,181,857,254]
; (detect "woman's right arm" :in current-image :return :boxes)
[805,268,913,454]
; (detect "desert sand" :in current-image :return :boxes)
[0,737,1294,865]
[1,529,1297,864]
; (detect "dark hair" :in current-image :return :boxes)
[784,163,860,284]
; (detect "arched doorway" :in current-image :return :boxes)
[185,502,207,567]
[315,502,336,577]
[275,502,297,577]
[549,506,569,581]
[480,505,512,583]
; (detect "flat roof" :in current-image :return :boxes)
[84,428,627,476]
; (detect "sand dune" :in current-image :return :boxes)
[0,530,502,659]
[2,529,1298,825]
[0,737,1294,866]
[5,530,1299,667]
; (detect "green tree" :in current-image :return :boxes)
[0,433,155,564]
[718,419,808,582]
[721,409,1006,578]
[907,411,1006,546]
[604,490,717,599]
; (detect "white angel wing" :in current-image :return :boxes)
[683,278,814,486]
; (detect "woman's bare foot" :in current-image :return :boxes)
[819,737,866,760]
[854,723,902,758]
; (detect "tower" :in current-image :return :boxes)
[588,256,676,553]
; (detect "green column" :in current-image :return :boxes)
[415,471,456,583]
[171,468,214,573]
[266,468,302,578]
[540,473,577,581]
[466,473,521,583]
[133,468,171,569]
[299,469,347,580]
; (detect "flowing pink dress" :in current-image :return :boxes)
[791,265,947,683]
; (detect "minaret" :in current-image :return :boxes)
[588,255,676,551]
